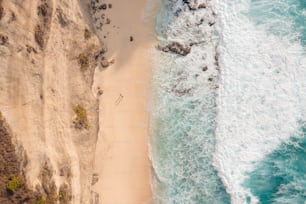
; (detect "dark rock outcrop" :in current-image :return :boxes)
[0,34,8,45]
[202,66,208,72]
[182,0,207,11]
[101,59,110,68]
[0,0,4,20]
[157,42,191,56]
[91,173,99,185]
[56,8,69,27]
[35,0,53,49]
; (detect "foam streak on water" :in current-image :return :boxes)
[214,0,306,203]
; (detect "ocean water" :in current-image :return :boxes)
[151,0,306,203]
[214,0,306,203]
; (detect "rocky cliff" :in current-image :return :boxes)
[0,0,103,203]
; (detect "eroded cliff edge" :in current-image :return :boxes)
[0,0,104,203]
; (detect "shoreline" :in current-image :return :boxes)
[91,0,159,203]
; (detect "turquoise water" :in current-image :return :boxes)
[240,0,306,203]
[245,123,306,204]
[152,89,230,203]
[151,1,230,203]
[248,0,306,45]
[245,1,306,203]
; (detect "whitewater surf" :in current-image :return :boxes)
[150,0,230,203]
[150,0,306,203]
[214,0,306,203]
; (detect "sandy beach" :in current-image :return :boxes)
[92,0,158,203]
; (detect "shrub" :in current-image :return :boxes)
[58,183,72,204]
[74,105,89,129]
[34,198,45,204]
[59,191,65,199]
[84,28,91,40]
[59,190,67,203]
[6,176,22,193]
[77,53,89,72]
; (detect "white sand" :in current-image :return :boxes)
[92,0,159,203]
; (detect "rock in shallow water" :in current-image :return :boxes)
[157,42,191,56]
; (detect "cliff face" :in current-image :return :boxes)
[0,0,102,203]
[0,114,40,204]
